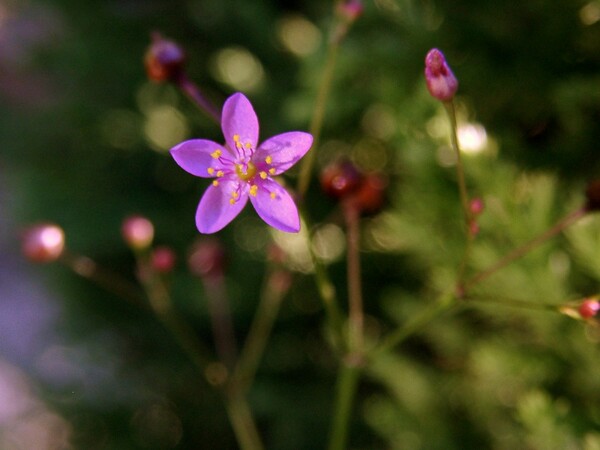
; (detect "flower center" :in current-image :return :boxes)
[235,161,257,181]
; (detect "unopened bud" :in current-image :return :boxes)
[469,198,485,215]
[320,159,363,200]
[22,223,65,263]
[349,173,387,215]
[337,0,364,22]
[122,215,154,250]
[152,246,177,273]
[188,238,226,279]
[579,298,600,320]
[424,48,458,102]
[585,180,600,212]
[144,33,186,82]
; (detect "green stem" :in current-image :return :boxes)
[462,206,587,293]
[297,24,342,198]
[225,395,265,450]
[374,292,456,356]
[343,201,364,353]
[463,295,562,313]
[231,268,291,394]
[327,363,362,450]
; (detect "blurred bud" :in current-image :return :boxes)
[469,219,480,237]
[22,223,65,263]
[469,198,485,215]
[579,298,600,320]
[152,246,177,273]
[188,238,226,279]
[144,33,186,82]
[320,159,363,200]
[424,48,458,102]
[584,180,600,212]
[122,215,154,250]
[349,173,388,215]
[337,0,364,22]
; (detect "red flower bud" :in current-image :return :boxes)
[320,160,363,200]
[349,173,387,215]
[337,0,364,22]
[579,298,600,320]
[469,198,485,216]
[144,33,186,83]
[122,215,154,250]
[424,48,458,102]
[152,246,177,273]
[22,223,65,263]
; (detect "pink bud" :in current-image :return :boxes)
[424,48,458,102]
[579,298,600,319]
[121,215,154,250]
[152,246,177,273]
[337,0,364,22]
[187,238,226,279]
[144,32,186,82]
[469,198,485,215]
[22,223,65,263]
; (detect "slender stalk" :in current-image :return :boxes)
[374,292,456,356]
[202,274,238,371]
[231,268,291,394]
[297,26,342,198]
[343,201,364,353]
[463,295,562,313]
[225,395,265,450]
[462,206,587,293]
[327,363,361,450]
[174,72,221,123]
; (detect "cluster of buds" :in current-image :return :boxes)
[121,215,177,274]
[468,197,485,237]
[320,159,387,215]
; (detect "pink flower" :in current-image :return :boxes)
[424,48,458,102]
[171,93,313,233]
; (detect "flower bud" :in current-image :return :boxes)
[469,198,485,216]
[424,48,458,102]
[337,0,364,22]
[187,238,226,279]
[579,298,600,320]
[122,215,154,250]
[22,223,65,263]
[584,180,600,212]
[349,173,387,215]
[144,33,186,82]
[152,246,177,273]
[320,159,363,200]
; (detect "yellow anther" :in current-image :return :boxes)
[249,185,258,197]
[259,171,268,179]
[229,198,236,205]
[269,168,276,175]
[265,156,273,164]
[270,192,277,199]
[211,150,222,159]
[212,180,219,187]
[216,170,224,177]
[233,134,240,142]
[207,167,215,175]
[245,142,252,149]
[231,192,239,199]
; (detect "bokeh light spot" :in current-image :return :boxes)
[144,105,189,152]
[210,47,265,92]
[580,2,600,25]
[276,15,322,57]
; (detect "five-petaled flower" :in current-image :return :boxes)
[170,93,313,234]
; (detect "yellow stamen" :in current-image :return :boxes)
[265,156,273,164]
[269,168,276,175]
[216,170,224,177]
[270,192,276,199]
[231,191,239,199]
[207,167,215,175]
[233,134,240,142]
[212,180,219,187]
[229,199,236,205]
[259,171,268,179]
[249,185,258,197]
[211,150,222,159]
[245,142,252,149]
[235,162,257,181]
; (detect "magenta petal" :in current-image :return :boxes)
[221,93,259,151]
[254,132,313,174]
[195,181,248,233]
[171,139,229,177]
[250,179,300,233]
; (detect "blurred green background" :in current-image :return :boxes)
[2,0,600,448]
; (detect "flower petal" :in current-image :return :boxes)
[171,139,229,177]
[221,93,259,152]
[254,132,313,174]
[249,179,300,233]
[195,180,248,233]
